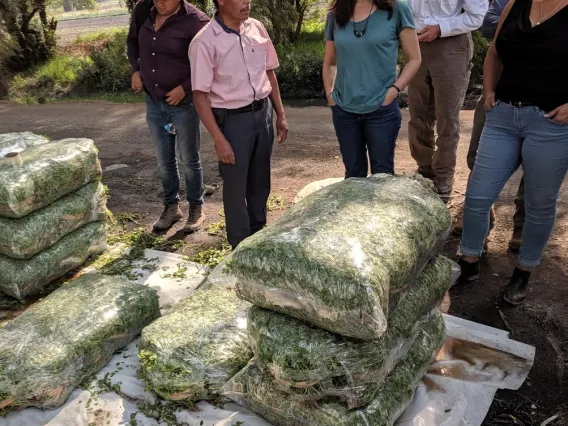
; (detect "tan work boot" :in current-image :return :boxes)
[453,206,495,235]
[153,203,183,231]
[184,203,205,233]
[508,227,523,252]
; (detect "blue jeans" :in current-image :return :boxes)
[461,101,568,267]
[331,101,402,177]
[146,96,203,205]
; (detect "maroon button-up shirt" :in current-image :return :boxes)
[126,0,209,103]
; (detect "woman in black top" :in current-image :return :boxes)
[457,0,568,304]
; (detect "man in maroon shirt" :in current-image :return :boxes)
[127,0,209,232]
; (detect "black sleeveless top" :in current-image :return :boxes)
[495,0,568,112]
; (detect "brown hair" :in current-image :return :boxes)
[330,0,394,27]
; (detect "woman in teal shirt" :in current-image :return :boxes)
[323,0,421,177]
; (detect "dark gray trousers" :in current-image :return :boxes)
[215,100,274,248]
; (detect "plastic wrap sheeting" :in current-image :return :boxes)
[0,222,107,299]
[0,133,49,158]
[212,174,451,340]
[223,313,446,426]
[248,256,457,408]
[0,138,102,218]
[0,182,107,259]
[0,274,160,412]
[138,283,253,406]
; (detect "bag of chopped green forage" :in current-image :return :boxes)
[0,274,160,412]
[0,221,107,299]
[0,132,49,158]
[0,138,102,218]
[213,174,451,340]
[223,313,446,426]
[248,256,457,409]
[0,182,107,259]
[138,283,253,406]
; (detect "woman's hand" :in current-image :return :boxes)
[382,87,399,106]
[327,91,336,107]
[545,104,568,125]
[484,92,497,111]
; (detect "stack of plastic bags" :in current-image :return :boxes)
[0,132,107,300]
[212,174,455,425]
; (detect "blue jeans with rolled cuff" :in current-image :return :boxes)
[460,101,568,268]
[331,101,402,178]
[146,96,204,205]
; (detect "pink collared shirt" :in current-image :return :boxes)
[189,17,279,109]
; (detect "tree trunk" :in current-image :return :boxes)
[64,0,73,12]
[294,7,305,41]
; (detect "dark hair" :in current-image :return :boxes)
[330,0,394,27]
[213,0,218,8]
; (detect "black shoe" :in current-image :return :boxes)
[503,268,531,305]
[456,258,480,285]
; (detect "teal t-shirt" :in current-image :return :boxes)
[325,0,415,114]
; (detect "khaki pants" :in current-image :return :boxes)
[468,95,526,229]
[408,33,473,195]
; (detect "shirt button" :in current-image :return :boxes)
[155,84,158,87]
[153,37,156,41]
[152,69,155,72]
[152,53,155,56]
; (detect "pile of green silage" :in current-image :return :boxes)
[138,283,253,406]
[0,132,49,158]
[0,274,160,412]
[222,174,451,340]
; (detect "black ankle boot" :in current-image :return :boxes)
[503,268,531,305]
[456,258,480,285]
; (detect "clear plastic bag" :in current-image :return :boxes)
[0,138,102,218]
[212,174,451,340]
[0,274,160,412]
[0,221,107,299]
[0,182,107,259]
[223,313,446,426]
[248,256,457,409]
[0,132,49,158]
[138,283,253,406]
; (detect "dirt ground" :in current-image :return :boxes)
[0,100,566,426]
[56,15,129,45]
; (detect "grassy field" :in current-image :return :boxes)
[50,0,128,21]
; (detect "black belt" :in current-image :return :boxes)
[227,98,267,115]
[502,100,536,108]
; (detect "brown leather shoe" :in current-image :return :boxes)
[184,203,205,233]
[508,227,523,252]
[153,203,183,231]
[453,206,495,235]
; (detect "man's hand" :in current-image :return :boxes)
[326,91,336,107]
[545,104,568,125]
[382,87,399,106]
[131,71,143,93]
[166,85,186,106]
[276,114,289,144]
[418,25,441,42]
[215,138,235,164]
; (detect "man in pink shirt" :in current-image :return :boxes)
[190,0,288,249]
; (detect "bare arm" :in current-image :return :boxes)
[267,70,288,144]
[483,0,515,108]
[193,90,235,164]
[323,41,337,106]
[394,28,421,91]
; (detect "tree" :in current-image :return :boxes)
[0,0,57,70]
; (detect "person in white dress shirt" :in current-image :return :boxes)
[406,0,488,202]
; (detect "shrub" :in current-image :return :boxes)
[80,29,131,92]
[470,30,490,88]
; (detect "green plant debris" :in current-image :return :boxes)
[0,132,49,158]
[221,174,451,340]
[206,221,226,236]
[189,244,231,269]
[0,182,107,259]
[0,221,107,300]
[0,138,102,218]
[160,263,190,281]
[0,274,160,412]
[222,313,446,426]
[267,195,287,211]
[138,283,252,406]
[248,256,453,409]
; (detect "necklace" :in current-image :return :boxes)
[537,0,566,25]
[353,4,375,38]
